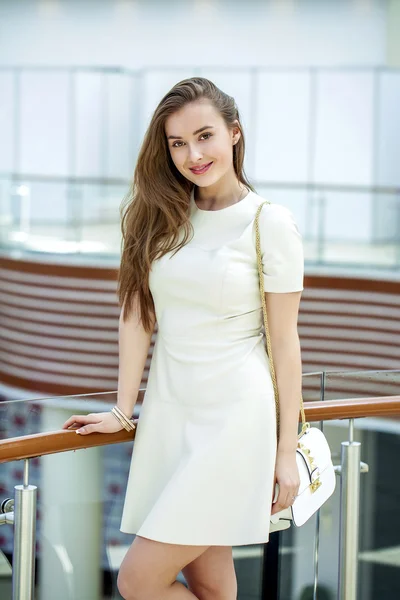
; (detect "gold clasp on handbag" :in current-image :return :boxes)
[298,441,322,494]
[309,469,322,493]
[310,478,322,493]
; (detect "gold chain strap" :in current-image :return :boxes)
[255,200,309,443]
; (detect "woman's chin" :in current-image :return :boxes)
[189,173,221,188]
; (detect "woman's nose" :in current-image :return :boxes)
[188,145,203,161]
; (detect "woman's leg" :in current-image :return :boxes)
[117,535,210,600]
[182,546,237,600]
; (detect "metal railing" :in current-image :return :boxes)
[1,393,399,600]
[1,173,399,269]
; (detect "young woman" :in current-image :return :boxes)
[63,77,303,600]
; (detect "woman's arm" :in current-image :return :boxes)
[266,290,302,452]
[62,293,156,434]
[117,293,156,417]
[266,289,302,514]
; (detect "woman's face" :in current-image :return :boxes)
[165,99,240,187]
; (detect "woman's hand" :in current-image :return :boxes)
[62,411,138,435]
[270,448,300,516]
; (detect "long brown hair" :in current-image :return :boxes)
[117,77,255,332]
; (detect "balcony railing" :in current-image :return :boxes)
[0,174,399,270]
[1,371,399,600]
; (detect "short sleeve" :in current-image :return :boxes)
[258,203,304,293]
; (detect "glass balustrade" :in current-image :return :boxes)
[0,370,399,599]
[323,370,400,600]
[0,175,399,270]
[0,388,281,599]
[276,370,400,600]
[0,176,127,259]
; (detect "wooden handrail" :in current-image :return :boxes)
[0,396,399,464]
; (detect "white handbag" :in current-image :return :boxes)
[255,201,336,531]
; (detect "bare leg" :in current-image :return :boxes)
[182,546,237,600]
[117,535,211,600]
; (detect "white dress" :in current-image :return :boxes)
[120,186,304,546]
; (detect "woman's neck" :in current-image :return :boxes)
[194,178,247,211]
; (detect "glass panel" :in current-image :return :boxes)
[0,550,12,600]
[0,391,267,599]
[1,373,399,599]
[323,369,400,401]
[276,370,400,599]
[1,391,128,600]
[1,174,399,269]
[255,185,400,270]
[275,372,328,599]
[322,370,400,600]
[302,371,325,403]
[0,176,127,257]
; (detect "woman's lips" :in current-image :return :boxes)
[189,162,213,175]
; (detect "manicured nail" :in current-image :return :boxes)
[76,429,82,434]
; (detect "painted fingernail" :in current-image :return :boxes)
[76,429,83,434]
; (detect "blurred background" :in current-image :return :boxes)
[0,1,399,599]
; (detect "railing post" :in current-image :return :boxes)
[316,193,326,265]
[337,418,361,600]
[12,459,37,600]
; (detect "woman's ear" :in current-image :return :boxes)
[232,124,241,145]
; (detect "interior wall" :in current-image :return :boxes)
[0,0,397,244]
[0,0,388,69]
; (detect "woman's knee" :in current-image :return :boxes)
[187,578,238,600]
[183,545,237,600]
[117,555,150,600]
[117,535,207,600]
[116,569,129,600]
[117,565,139,600]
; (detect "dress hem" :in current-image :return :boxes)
[119,528,270,547]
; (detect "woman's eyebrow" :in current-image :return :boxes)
[167,125,214,140]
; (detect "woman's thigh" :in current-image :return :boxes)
[182,546,237,600]
[117,535,210,597]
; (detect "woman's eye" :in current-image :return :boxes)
[171,133,212,148]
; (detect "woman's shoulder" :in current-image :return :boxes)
[250,191,298,229]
